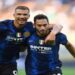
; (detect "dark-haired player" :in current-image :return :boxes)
[25,14,75,75]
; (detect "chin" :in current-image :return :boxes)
[19,21,26,24]
[20,23,25,25]
[19,22,25,25]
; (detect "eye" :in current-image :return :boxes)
[43,24,47,27]
[17,13,21,15]
[38,24,41,27]
[23,14,28,16]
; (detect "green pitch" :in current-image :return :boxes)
[18,67,75,75]
[62,67,75,75]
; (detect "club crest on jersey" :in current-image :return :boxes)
[39,40,44,45]
[24,32,30,37]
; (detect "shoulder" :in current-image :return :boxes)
[0,20,13,26]
[25,21,33,28]
[25,22,35,34]
[56,33,68,44]
[0,20,13,30]
[28,32,37,39]
[25,33,36,43]
[56,33,67,38]
[0,19,12,24]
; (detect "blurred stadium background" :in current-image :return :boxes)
[0,0,75,75]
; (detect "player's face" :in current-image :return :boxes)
[13,9,30,28]
[35,19,49,37]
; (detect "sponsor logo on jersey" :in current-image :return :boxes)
[6,36,23,42]
[30,45,52,54]
[6,33,23,43]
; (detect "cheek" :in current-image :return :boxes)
[44,26,48,30]
[26,16,29,19]
[37,27,40,31]
[35,26,40,31]
[46,25,49,28]
[14,16,19,19]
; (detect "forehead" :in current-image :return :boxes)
[15,9,29,13]
[35,19,48,24]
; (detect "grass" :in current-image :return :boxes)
[62,67,75,75]
[18,67,75,75]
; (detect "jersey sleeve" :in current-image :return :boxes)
[0,20,8,31]
[0,20,9,38]
[57,33,68,45]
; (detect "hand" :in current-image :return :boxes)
[44,32,55,45]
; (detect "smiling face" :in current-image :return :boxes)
[13,6,30,28]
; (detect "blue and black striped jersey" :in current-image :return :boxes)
[0,20,34,64]
[25,32,68,75]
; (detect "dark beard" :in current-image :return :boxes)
[36,29,51,38]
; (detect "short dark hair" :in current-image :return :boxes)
[34,14,49,23]
[15,6,30,13]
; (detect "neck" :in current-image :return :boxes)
[14,21,19,28]
[14,21,24,29]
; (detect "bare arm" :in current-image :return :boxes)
[51,24,63,34]
[45,24,63,43]
[65,42,75,58]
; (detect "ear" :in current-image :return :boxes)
[28,14,30,19]
[49,24,54,29]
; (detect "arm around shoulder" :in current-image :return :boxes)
[51,24,63,34]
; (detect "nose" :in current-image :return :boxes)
[20,15,26,18]
[41,26,45,30]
